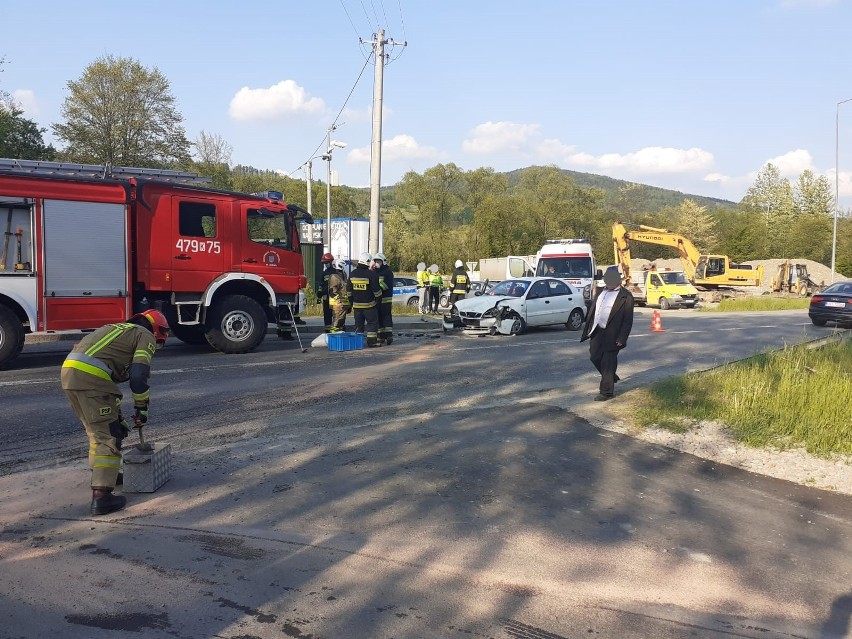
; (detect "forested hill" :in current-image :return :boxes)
[506,167,736,211]
[368,165,737,219]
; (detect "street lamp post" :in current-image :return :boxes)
[322,139,347,255]
[834,98,852,283]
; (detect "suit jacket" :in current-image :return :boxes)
[580,286,634,350]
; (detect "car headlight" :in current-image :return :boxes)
[482,307,498,318]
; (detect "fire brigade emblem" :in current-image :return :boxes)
[263,251,280,266]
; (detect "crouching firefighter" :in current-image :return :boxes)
[348,252,382,346]
[60,310,170,515]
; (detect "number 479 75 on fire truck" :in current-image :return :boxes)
[0,159,313,369]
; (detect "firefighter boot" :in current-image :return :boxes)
[91,488,127,516]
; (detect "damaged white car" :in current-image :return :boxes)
[443,277,586,336]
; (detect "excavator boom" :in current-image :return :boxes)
[611,222,762,287]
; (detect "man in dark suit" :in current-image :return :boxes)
[580,267,634,401]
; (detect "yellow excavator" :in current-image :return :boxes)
[612,222,763,288]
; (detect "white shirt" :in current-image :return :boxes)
[593,288,619,330]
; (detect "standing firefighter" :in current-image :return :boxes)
[327,259,350,333]
[318,252,336,333]
[348,252,382,347]
[449,259,471,306]
[60,310,170,515]
[372,252,395,345]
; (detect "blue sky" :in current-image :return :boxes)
[4,0,852,207]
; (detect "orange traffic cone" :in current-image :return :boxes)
[651,310,664,332]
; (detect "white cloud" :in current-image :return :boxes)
[348,134,439,164]
[12,89,38,116]
[763,149,815,178]
[229,80,325,121]
[568,146,714,174]
[463,121,540,154]
[536,138,577,161]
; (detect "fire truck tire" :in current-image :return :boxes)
[171,323,208,345]
[0,305,25,369]
[205,295,267,354]
[162,305,207,345]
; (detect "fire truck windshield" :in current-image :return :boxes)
[248,208,293,250]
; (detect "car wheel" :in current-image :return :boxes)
[407,297,419,307]
[440,294,449,308]
[489,326,497,336]
[659,297,671,310]
[506,311,525,336]
[565,308,584,331]
[811,317,827,326]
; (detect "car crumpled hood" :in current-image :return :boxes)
[453,295,518,314]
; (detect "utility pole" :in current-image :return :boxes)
[362,29,406,254]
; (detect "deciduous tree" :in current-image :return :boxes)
[52,55,191,167]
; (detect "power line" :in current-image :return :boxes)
[289,53,374,177]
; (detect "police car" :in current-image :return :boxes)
[392,277,420,306]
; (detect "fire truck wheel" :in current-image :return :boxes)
[205,295,267,354]
[0,305,25,369]
[162,305,208,345]
[171,323,208,345]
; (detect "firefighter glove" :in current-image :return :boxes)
[134,406,148,425]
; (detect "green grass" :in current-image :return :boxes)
[629,339,852,456]
[699,296,812,312]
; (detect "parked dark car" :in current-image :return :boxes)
[808,280,852,326]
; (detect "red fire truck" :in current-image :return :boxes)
[0,159,312,369]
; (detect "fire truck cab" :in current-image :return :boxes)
[0,159,311,369]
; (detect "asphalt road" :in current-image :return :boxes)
[1,308,850,638]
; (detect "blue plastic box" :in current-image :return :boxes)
[327,332,365,351]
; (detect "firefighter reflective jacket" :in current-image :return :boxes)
[376,264,394,303]
[328,268,349,306]
[450,267,471,295]
[348,264,381,309]
[60,323,157,406]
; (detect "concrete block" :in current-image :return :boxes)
[122,443,171,493]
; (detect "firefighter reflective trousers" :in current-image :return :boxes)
[378,300,393,341]
[64,390,123,488]
[353,306,379,345]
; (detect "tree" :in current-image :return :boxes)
[794,170,833,218]
[0,104,56,160]
[52,55,191,167]
[674,198,717,253]
[194,130,232,165]
[740,163,795,257]
[0,56,55,160]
